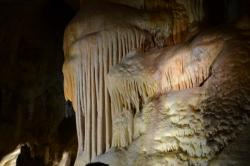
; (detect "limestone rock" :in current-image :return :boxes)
[96,27,250,165]
[63,0,205,164]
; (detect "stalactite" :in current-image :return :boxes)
[107,71,158,147]
[106,35,224,149]
[63,1,207,164]
[106,49,161,147]
[63,27,151,162]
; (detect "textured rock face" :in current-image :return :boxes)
[99,27,250,165]
[63,0,250,165]
[63,0,204,164]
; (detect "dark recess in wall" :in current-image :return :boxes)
[0,0,77,165]
[203,0,249,25]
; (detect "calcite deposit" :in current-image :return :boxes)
[62,0,250,165]
[97,27,250,165]
[63,0,204,164]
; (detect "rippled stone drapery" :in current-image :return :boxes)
[63,27,150,162]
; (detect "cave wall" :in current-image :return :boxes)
[0,0,77,165]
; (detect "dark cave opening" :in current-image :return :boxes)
[203,0,249,25]
[0,0,77,165]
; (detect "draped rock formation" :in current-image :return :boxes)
[63,0,204,164]
[94,26,250,165]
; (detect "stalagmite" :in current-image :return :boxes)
[0,147,21,166]
[57,152,71,166]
